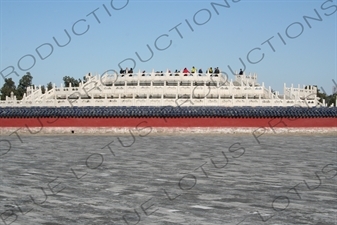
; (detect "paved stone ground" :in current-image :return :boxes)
[0,133,336,225]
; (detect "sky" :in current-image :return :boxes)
[0,0,336,94]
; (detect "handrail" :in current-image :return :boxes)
[0,71,325,107]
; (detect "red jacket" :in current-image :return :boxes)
[183,68,190,73]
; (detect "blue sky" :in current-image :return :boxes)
[0,0,336,94]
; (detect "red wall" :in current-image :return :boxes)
[0,117,336,128]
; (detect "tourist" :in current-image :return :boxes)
[183,68,190,76]
[191,66,196,73]
[198,68,203,76]
[214,67,220,77]
[208,67,213,74]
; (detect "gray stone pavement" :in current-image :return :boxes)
[0,133,336,225]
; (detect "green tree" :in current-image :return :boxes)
[16,72,33,100]
[63,76,80,87]
[327,93,336,107]
[315,86,337,106]
[41,85,46,94]
[47,82,53,91]
[316,87,328,105]
[0,78,16,100]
